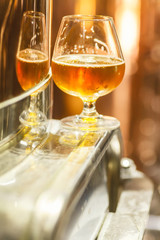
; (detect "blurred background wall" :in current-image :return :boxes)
[51,0,160,185]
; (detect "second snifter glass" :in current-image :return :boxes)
[52,15,125,131]
[16,11,50,131]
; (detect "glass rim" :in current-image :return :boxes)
[62,14,113,22]
[23,10,45,19]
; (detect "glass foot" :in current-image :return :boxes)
[61,115,120,131]
[19,109,48,139]
[19,109,47,127]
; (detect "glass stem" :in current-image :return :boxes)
[80,101,99,118]
[29,94,37,113]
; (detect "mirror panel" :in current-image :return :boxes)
[0,0,53,140]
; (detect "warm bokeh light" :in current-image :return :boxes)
[119,10,139,55]
[74,0,96,15]
[115,0,141,71]
[112,0,141,156]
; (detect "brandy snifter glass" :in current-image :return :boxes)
[16,11,50,132]
[52,15,125,131]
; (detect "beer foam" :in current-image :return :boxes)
[53,54,125,67]
[17,48,48,62]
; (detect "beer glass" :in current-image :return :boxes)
[16,11,49,131]
[52,15,125,131]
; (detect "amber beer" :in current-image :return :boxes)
[16,48,49,91]
[52,54,125,99]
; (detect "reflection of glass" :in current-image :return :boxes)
[52,15,125,131]
[16,11,49,129]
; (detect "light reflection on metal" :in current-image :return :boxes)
[0,0,18,99]
[0,179,16,186]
